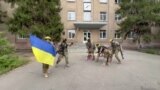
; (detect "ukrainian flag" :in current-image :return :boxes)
[30,35,56,66]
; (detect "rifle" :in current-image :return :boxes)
[119,45,124,59]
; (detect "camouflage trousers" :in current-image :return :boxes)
[96,48,121,65]
[110,49,121,63]
[42,64,49,74]
[56,52,69,65]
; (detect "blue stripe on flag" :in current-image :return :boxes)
[29,35,56,56]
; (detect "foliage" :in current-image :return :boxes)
[0,5,7,23]
[5,0,63,41]
[117,0,160,46]
[0,34,28,75]
[0,55,28,75]
[0,34,14,55]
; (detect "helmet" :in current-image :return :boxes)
[109,39,113,42]
[62,38,67,42]
[45,36,51,40]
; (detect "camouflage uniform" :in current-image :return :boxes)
[56,39,69,67]
[42,36,54,77]
[42,64,49,76]
[104,48,112,65]
[96,44,112,65]
[86,39,95,60]
[110,40,123,64]
[96,45,106,61]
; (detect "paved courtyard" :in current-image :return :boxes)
[0,48,160,90]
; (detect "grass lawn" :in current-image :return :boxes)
[0,54,29,75]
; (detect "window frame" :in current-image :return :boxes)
[83,11,92,21]
[67,0,76,2]
[115,13,121,22]
[67,11,76,21]
[17,34,28,39]
[83,2,92,11]
[100,12,107,21]
[115,0,121,4]
[99,0,108,3]
[100,30,107,39]
[83,0,91,2]
[127,31,134,39]
[114,31,121,39]
[68,30,76,39]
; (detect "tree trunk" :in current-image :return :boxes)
[137,35,142,49]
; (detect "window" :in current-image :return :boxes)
[115,13,121,22]
[68,30,75,39]
[100,12,107,21]
[84,3,91,11]
[115,31,121,39]
[84,12,91,21]
[100,30,106,39]
[128,31,134,39]
[115,0,121,4]
[83,0,91,2]
[100,0,107,3]
[67,0,75,1]
[68,11,76,20]
[17,34,28,39]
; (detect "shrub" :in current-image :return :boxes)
[0,55,28,75]
[0,33,28,75]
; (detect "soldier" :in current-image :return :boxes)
[96,44,112,66]
[42,36,53,78]
[86,39,96,60]
[96,44,105,61]
[108,39,124,65]
[56,39,73,67]
[96,44,109,61]
[104,47,112,66]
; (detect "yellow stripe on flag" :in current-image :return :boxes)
[32,47,55,66]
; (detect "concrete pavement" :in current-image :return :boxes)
[0,49,160,90]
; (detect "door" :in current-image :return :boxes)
[83,31,91,43]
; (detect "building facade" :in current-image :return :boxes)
[60,0,120,44]
[3,0,159,50]
[1,0,122,50]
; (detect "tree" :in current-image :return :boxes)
[0,5,7,23]
[117,0,160,48]
[5,0,63,41]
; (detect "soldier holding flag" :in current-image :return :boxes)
[30,35,57,78]
[42,36,53,78]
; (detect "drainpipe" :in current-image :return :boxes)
[107,0,110,43]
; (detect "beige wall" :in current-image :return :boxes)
[60,0,111,43]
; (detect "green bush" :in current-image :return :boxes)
[0,55,28,75]
[0,38,14,55]
[142,34,152,43]
[0,33,28,75]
